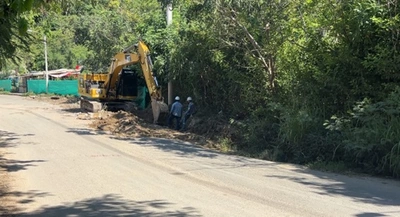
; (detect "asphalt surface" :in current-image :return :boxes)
[0,94,399,217]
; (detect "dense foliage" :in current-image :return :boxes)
[2,0,400,177]
[0,0,52,70]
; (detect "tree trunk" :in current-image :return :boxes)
[227,8,276,91]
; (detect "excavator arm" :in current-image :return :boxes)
[136,41,169,123]
[137,41,162,101]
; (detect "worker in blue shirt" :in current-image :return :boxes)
[168,96,183,130]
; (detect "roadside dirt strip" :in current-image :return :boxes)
[0,94,399,217]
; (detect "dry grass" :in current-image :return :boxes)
[89,110,210,147]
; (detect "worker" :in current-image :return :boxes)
[168,96,183,130]
[181,96,196,131]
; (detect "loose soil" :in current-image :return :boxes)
[27,95,222,149]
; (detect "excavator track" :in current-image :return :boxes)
[80,98,140,113]
[80,98,103,112]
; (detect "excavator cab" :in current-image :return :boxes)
[116,68,138,98]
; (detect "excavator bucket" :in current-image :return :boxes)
[151,99,169,125]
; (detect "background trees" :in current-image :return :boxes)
[0,0,48,69]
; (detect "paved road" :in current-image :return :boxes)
[0,95,399,217]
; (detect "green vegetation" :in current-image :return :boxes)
[1,0,400,178]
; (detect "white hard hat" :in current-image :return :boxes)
[175,96,180,101]
[187,97,192,101]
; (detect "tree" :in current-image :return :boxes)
[0,0,48,68]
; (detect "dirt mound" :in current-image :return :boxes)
[89,110,209,146]
[30,95,217,148]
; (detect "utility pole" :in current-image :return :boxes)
[167,0,173,105]
[44,35,48,93]
[28,29,49,93]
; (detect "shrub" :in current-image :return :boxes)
[325,87,400,177]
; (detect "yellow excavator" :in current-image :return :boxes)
[78,40,169,124]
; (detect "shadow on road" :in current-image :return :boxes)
[112,136,219,159]
[63,126,400,213]
[0,130,34,148]
[355,212,388,217]
[354,211,400,217]
[18,194,200,217]
[113,137,282,171]
[265,168,400,207]
[67,127,279,172]
[66,126,219,159]
[0,130,45,173]
[61,108,83,113]
[0,158,46,172]
[0,190,51,216]
[0,130,47,216]
[66,128,108,136]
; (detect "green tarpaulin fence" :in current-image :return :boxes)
[0,80,12,91]
[27,80,47,94]
[27,80,78,95]
[49,80,78,96]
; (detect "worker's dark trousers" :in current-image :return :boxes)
[181,113,191,130]
[168,114,181,130]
